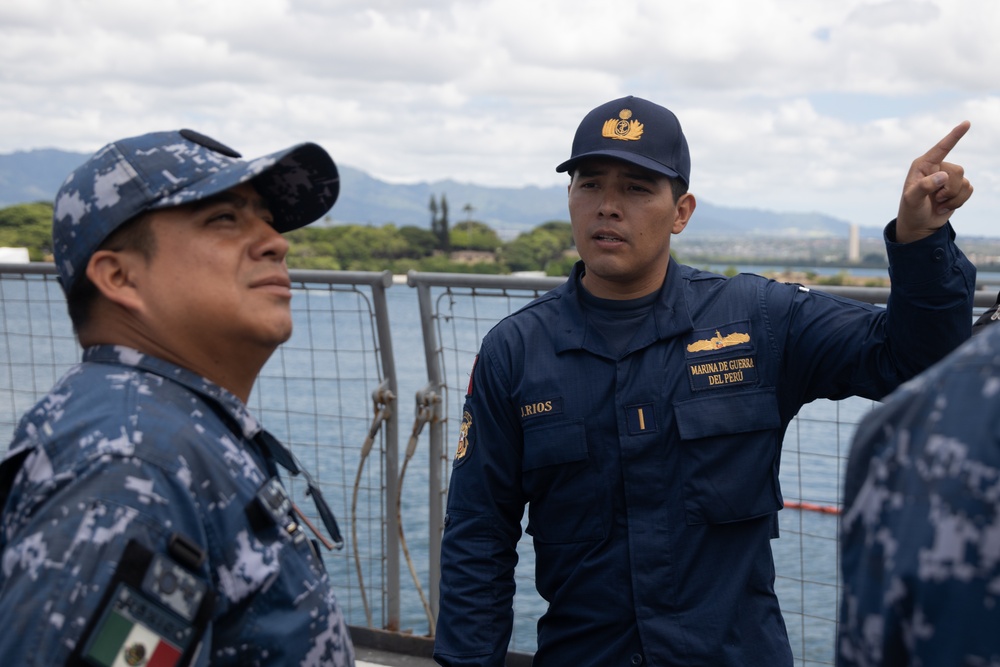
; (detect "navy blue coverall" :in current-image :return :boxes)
[434,222,975,666]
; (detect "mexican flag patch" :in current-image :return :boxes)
[83,585,184,667]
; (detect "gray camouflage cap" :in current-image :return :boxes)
[52,128,339,294]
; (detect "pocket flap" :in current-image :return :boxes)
[674,389,780,440]
[522,419,587,471]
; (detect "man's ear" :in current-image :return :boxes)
[85,249,145,312]
[672,192,696,235]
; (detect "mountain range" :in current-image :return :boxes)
[0,148,880,239]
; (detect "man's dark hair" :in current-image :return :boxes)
[66,213,156,334]
[666,177,688,203]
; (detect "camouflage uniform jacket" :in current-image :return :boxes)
[838,326,1000,666]
[0,345,355,666]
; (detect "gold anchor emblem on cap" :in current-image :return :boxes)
[602,108,644,141]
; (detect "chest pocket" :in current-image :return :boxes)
[521,419,608,544]
[674,389,783,525]
[216,482,345,663]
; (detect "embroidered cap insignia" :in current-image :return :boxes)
[602,108,644,141]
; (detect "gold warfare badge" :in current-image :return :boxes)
[686,329,751,353]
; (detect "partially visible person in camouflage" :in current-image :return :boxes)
[838,323,1000,666]
[972,288,1000,335]
[0,130,355,666]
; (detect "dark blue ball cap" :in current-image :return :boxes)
[52,129,339,294]
[556,95,690,186]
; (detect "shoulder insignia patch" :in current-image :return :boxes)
[71,538,214,667]
[455,410,472,463]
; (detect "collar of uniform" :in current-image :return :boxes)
[553,258,694,354]
[81,344,263,441]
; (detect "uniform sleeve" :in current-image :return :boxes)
[779,221,975,404]
[434,341,526,667]
[0,451,212,667]
[881,220,976,375]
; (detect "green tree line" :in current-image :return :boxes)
[0,202,55,261]
[285,218,577,275]
[0,201,579,276]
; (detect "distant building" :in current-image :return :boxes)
[0,247,29,263]
[848,224,860,263]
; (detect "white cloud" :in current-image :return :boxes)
[1,0,998,235]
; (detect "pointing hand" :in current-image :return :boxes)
[895,121,973,243]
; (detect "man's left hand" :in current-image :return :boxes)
[896,121,973,243]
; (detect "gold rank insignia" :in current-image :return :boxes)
[455,410,472,462]
[602,108,644,141]
[686,329,751,353]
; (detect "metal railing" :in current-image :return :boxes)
[0,264,404,632]
[407,271,564,630]
[0,262,993,666]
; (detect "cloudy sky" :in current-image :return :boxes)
[2,0,998,236]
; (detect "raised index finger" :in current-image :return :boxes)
[920,120,971,165]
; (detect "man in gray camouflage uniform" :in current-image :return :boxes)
[839,320,1000,665]
[0,130,355,666]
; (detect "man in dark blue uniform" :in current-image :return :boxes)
[433,96,976,666]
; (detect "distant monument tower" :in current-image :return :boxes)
[848,224,860,263]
